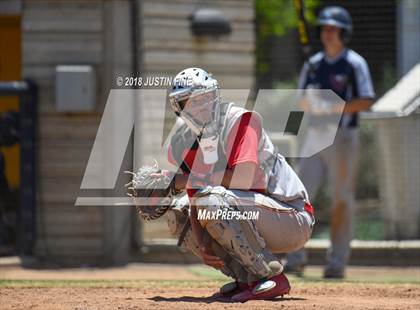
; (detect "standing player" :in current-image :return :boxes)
[287,6,375,278]
[128,67,315,302]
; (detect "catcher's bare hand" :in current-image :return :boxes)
[199,245,225,269]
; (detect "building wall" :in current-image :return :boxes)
[22,0,133,265]
[135,0,255,243]
[20,0,255,265]
[137,0,255,163]
[141,0,254,85]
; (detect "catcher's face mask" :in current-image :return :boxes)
[171,88,221,164]
[179,88,220,127]
[169,68,222,164]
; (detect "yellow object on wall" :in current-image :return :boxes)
[0,15,21,189]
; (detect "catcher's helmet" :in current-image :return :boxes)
[169,67,221,136]
[317,6,353,43]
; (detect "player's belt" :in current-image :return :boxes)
[303,202,315,227]
[304,202,314,216]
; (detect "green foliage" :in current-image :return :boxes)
[354,218,385,240]
[255,0,320,79]
[378,62,398,96]
[356,121,379,199]
[256,0,320,39]
[273,77,299,89]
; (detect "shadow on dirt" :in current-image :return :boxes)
[149,295,306,303]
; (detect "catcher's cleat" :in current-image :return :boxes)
[211,281,249,300]
[230,273,291,303]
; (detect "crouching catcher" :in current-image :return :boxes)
[126,68,315,302]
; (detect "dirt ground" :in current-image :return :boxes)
[2,284,420,310]
[1,263,419,309]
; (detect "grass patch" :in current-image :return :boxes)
[188,266,230,281]
[189,265,420,285]
[311,218,385,240]
[291,274,420,285]
[1,270,419,289]
[354,219,385,240]
[1,276,418,290]
[1,266,418,289]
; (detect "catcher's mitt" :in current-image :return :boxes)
[125,163,181,221]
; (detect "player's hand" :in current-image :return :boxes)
[199,245,225,269]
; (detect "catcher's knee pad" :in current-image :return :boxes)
[166,208,187,237]
[194,186,283,279]
[166,194,189,236]
[208,237,249,282]
[166,210,201,257]
[165,195,200,257]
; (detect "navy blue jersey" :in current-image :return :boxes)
[298,48,375,127]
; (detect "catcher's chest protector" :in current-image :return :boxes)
[170,103,309,205]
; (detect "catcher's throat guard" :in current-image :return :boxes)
[198,134,219,164]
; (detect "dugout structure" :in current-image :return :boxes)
[364,63,420,239]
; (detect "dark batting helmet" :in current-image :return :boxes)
[317,6,353,43]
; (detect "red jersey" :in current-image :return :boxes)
[168,113,266,196]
